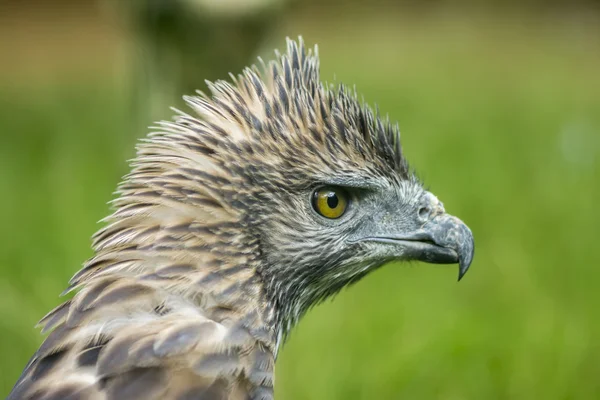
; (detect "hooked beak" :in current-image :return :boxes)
[363,214,474,281]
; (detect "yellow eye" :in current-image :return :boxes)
[312,186,349,219]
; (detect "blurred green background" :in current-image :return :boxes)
[1,0,599,398]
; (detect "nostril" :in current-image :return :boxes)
[418,206,431,220]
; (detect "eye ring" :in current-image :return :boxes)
[312,186,349,219]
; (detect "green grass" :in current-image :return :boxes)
[1,10,599,399]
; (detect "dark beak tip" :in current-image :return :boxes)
[457,266,467,282]
[456,236,474,282]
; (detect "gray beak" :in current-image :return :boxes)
[418,214,475,281]
[363,213,474,281]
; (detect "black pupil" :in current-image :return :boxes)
[326,192,339,209]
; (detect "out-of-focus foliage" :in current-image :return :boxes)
[117,0,289,123]
[300,0,600,7]
[1,1,599,399]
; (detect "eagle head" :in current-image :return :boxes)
[130,37,475,338]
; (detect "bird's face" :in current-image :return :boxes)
[243,148,473,324]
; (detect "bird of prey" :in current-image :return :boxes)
[8,38,474,400]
